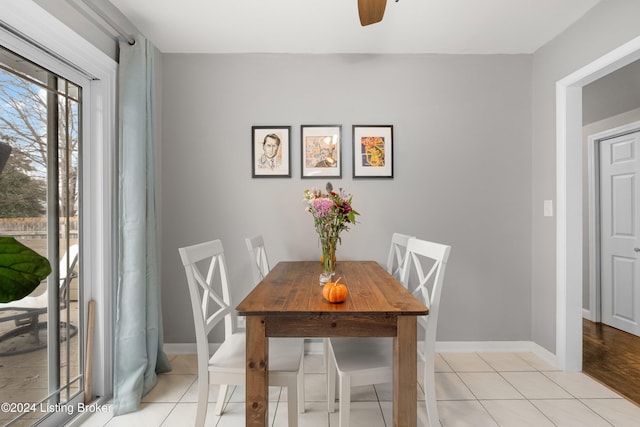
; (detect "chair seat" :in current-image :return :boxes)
[329,337,392,376]
[210,332,304,374]
[330,338,428,375]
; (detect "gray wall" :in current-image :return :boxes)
[160,53,533,344]
[531,0,640,352]
[583,60,640,126]
[37,0,640,354]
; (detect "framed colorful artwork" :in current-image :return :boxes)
[301,125,342,178]
[251,126,291,177]
[352,125,393,178]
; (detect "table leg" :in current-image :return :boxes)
[394,315,417,427]
[246,316,268,427]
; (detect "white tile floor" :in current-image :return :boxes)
[77,351,640,426]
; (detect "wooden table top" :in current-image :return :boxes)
[236,260,428,317]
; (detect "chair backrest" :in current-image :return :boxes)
[399,238,451,341]
[245,235,270,286]
[385,233,415,280]
[179,239,234,358]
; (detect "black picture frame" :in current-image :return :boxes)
[352,125,394,178]
[251,126,291,178]
[301,125,342,178]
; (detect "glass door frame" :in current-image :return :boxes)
[1,1,117,424]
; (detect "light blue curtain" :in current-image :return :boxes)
[113,35,171,416]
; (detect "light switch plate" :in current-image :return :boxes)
[544,200,553,217]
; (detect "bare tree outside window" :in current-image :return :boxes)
[0,68,79,218]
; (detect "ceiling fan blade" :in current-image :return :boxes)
[358,0,387,26]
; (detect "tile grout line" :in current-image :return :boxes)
[91,353,640,426]
[371,384,388,427]
[493,370,559,427]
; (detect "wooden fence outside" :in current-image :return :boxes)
[0,217,79,239]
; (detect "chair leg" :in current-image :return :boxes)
[297,351,305,413]
[214,384,229,416]
[195,374,210,427]
[323,338,328,375]
[424,354,439,427]
[287,382,299,427]
[30,315,40,345]
[338,374,351,427]
[327,346,336,413]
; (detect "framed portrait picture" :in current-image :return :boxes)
[301,125,342,178]
[352,125,393,178]
[252,126,291,177]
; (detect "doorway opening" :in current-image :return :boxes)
[556,35,640,372]
[581,121,640,404]
[586,123,640,333]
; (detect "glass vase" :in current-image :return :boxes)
[319,237,337,285]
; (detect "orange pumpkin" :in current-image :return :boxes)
[322,280,348,303]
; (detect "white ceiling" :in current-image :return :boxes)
[109,0,602,54]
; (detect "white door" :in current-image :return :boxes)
[600,131,640,336]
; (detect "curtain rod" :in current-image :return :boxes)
[80,0,135,46]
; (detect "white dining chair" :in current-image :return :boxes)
[245,235,313,402]
[179,239,305,427]
[385,232,415,280]
[245,235,270,286]
[327,238,451,427]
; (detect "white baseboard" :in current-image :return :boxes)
[435,341,557,368]
[583,308,595,321]
[165,340,558,368]
[164,343,219,354]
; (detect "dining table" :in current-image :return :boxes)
[236,260,429,427]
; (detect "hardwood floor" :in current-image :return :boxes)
[583,318,640,406]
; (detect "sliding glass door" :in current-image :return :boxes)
[0,45,83,426]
